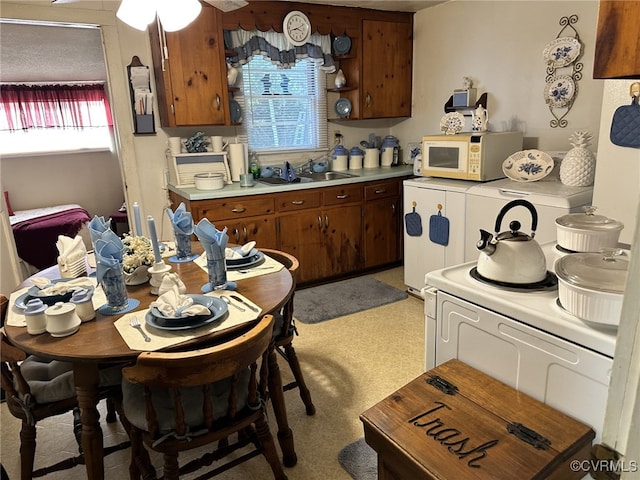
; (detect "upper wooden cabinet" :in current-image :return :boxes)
[361,19,413,119]
[593,0,640,79]
[149,5,230,126]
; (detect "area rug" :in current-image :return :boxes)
[338,438,377,480]
[294,276,408,324]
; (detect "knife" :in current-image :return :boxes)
[230,295,259,312]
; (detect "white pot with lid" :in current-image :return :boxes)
[555,249,629,326]
[555,206,623,252]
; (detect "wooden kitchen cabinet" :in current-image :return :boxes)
[361,19,413,118]
[363,180,401,268]
[593,0,640,78]
[149,5,230,126]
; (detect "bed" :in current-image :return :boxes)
[9,204,91,270]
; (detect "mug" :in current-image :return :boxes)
[210,136,228,152]
[168,137,183,155]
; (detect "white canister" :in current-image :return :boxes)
[210,136,228,152]
[333,155,348,171]
[364,148,379,169]
[349,147,364,170]
[168,137,183,155]
[24,298,47,335]
[228,143,246,182]
[70,288,96,322]
[45,302,81,337]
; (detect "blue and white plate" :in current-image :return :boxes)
[502,150,554,183]
[229,99,242,123]
[542,36,581,67]
[226,250,265,270]
[147,296,228,330]
[26,279,94,306]
[333,35,352,55]
[335,98,352,118]
[544,75,576,109]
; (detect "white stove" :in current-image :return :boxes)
[423,242,617,442]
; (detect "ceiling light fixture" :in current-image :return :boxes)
[116,0,202,32]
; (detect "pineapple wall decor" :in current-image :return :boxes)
[560,131,596,187]
[542,15,583,128]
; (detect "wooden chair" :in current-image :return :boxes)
[261,249,315,416]
[0,294,129,479]
[120,314,288,480]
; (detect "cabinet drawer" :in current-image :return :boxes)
[364,180,399,200]
[276,190,322,213]
[323,184,363,206]
[195,196,275,221]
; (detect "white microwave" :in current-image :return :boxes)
[421,131,523,181]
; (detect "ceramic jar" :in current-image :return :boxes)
[332,145,349,171]
[364,148,380,169]
[349,146,364,169]
[24,298,47,335]
[70,288,96,322]
[45,302,81,337]
[380,136,399,167]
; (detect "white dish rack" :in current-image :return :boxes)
[167,151,232,187]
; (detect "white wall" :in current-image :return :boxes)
[394,0,603,152]
[593,80,640,245]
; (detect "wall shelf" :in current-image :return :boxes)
[444,92,488,115]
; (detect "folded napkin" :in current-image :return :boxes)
[150,285,210,318]
[225,241,256,259]
[88,215,112,250]
[166,202,194,235]
[30,277,94,295]
[57,235,86,264]
[94,231,125,283]
[194,218,228,260]
[157,273,187,296]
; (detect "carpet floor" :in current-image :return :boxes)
[294,275,408,324]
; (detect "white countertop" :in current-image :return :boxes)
[168,165,415,200]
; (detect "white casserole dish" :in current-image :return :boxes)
[555,250,628,326]
[194,173,225,191]
[555,206,623,252]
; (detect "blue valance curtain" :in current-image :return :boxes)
[225,29,336,73]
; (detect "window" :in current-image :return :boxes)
[239,55,327,153]
[0,83,113,156]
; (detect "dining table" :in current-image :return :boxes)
[4,247,297,480]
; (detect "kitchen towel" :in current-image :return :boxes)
[610,95,640,148]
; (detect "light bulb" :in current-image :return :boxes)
[116,0,156,31]
[157,0,202,32]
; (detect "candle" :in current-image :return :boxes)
[147,215,162,263]
[133,202,143,237]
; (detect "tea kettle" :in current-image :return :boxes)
[476,199,547,284]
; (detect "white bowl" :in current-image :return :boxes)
[194,173,225,190]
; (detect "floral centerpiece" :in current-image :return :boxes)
[122,234,155,285]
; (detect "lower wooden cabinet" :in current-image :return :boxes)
[169,176,406,285]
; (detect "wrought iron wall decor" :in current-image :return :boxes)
[543,15,583,128]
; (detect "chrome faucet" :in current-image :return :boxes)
[297,159,314,174]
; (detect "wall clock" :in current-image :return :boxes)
[283,10,311,46]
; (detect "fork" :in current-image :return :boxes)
[237,267,273,274]
[130,317,151,342]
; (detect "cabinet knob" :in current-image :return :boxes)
[291,200,305,205]
[336,194,349,199]
[317,216,322,229]
[215,94,221,111]
[366,93,372,107]
[374,189,387,195]
[325,214,329,228]
[231,207,246,213]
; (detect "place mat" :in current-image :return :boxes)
[194,252,284,282]
[113,291,262,351]
[7,278,106,328]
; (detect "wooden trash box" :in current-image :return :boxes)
[360,359,595,480]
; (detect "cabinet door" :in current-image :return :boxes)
[361,19,413,118]
[363,197,399,268]
[156,6,229,126]
[278,209,325,284]
[322,204,362,276]
[226,216,277,249]
[593,0,640,78]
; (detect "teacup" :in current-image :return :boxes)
[260,166,275,178]
[313,162,328,173]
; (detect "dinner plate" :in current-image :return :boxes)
[13,292,32,310]
[146,297,228,330]
[229,99,242,123]
[26,279,93,306]
[502,149,554,182]
[226,250,265,270]
[544,75,576,109]
[542,36,581,67]
[335,98,352,118]
[226,248,259,266]
[150,294,219,325]
[333,35,352,55]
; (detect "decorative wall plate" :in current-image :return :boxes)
[440,112,465,135]
[229,99,242,123]
[333,35,352,55]
[543,36,581,67]
[335,98,352,118]
[544,75,576,108]
[502,149,554,182]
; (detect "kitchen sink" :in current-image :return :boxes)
[299,171,359,181]
[256,171,358,186]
